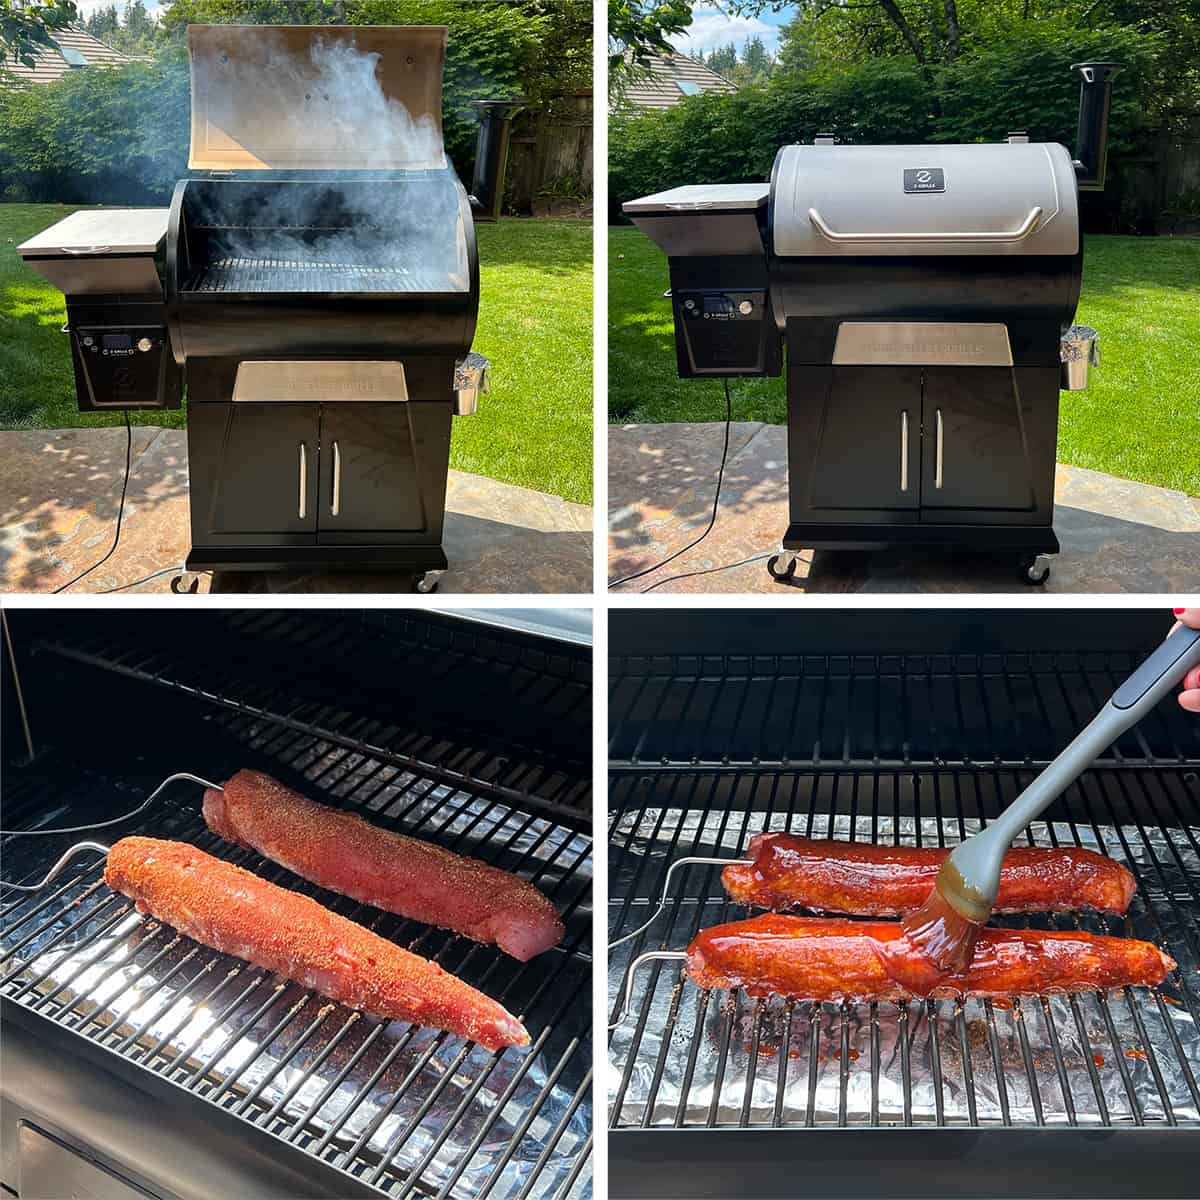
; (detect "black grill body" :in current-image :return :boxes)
[167,172,479,576]
[622,68,1118,575]
[607,609,1200,1199]
[2,608,592,1200]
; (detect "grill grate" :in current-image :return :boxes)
[608,649,1200,1144]
[608,772,1200,1132]
[4,678,591,1198]
[37,611,591,829]
[185,257,458,294]
[609,650,1200,770]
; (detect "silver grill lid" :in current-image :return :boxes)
[772,142,1078,257]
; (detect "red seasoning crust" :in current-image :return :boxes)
[686,914,1175,1003]
[723,833,1136,918]
[204,770,564,961]
[104,836,529,1051]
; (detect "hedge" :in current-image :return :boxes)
[610,22,1163,229]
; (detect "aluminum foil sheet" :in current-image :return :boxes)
[4,760,591,1200]
[609,801,1200,1130]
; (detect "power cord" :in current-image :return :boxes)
[608,378,733,590]
[640,550,776,594]
[52,410,132,594]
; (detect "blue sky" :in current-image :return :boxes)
[671,4,796,59]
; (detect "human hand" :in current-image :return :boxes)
[1174,608,1200,713]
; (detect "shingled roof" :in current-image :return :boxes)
[622,50,736,110]
[2,26,140,86]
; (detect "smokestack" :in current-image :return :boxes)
[1071,62,1122,192]
[470,99,523,223]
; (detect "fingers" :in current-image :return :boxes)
[1172,607,1200,630]
[1180,689,1200,714]
[1186,666,1200,692]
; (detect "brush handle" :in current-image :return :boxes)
[954,625,1200,902]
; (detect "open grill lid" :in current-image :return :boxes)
[771,141,1079,257]
[187,24,447,172]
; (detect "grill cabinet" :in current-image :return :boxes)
[623,66,1120,584]
[1,608,592,1200]
[18,24,517,582]
[607,609,1200,1199]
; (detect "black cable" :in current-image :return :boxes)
[640,551,776,594]
[608,378,733,589]
[52,410,132,594]
[98,565,211,594]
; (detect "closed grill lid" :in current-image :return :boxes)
[187,24,447,172]
[772,142,1078,257]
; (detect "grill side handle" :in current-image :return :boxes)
[1072,62,1122,192]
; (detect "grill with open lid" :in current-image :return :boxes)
[622,64,1120,586]
[17,23,519,584]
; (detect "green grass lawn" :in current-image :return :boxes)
[1,205,592,504]
[610,228,1200,497]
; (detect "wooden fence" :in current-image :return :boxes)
[504,92,593,216]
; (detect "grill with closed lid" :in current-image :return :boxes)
[622,64,1121,586]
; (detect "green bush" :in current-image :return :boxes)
[610,22,1161,223]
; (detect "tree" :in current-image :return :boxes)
[609,0,693,71]
[0,0,77,70]
[706,42,737,77]
[740,33,772,80]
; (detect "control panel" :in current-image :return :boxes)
[673,289,780,377]
[71,324,178,410]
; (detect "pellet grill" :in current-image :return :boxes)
[17,25,516,587]
[622,64,1121,586]
[1,608,592,1200]
[608,609,1200,1199]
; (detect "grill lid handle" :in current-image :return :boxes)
[808,205,1044,245]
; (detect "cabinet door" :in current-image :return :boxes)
[192,403,319,537]
[317,404,429,538]
[920,368,1036,511]
[805,365,921,513]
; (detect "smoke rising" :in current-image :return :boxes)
[188,28,468,293]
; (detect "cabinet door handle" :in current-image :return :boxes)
[935,408,944,490]
[298,443,307,519]
[899,410,909,492]
[331,440,341,517]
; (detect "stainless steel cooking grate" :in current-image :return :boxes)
[4,702,592,1198]
[608,772,1200,1132]
[185,257,454,294]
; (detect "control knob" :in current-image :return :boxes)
[137,337,153,352]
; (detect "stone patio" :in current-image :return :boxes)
[609,422,1200,593]
[0,428,592,594]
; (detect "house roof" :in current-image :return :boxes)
[622,50,736,110]
[3,26,140,86]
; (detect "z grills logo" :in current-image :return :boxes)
[903,167,945,193]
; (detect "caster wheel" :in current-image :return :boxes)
[415,573,441,594]
[767,554,799,583]
[170,572,202,594]
[1020,555,1051,586]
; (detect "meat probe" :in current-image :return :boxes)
[0,773,223,893]
[610,855,753,950]
[0,772,223,839]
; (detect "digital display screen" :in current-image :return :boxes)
[102,333,132,350]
